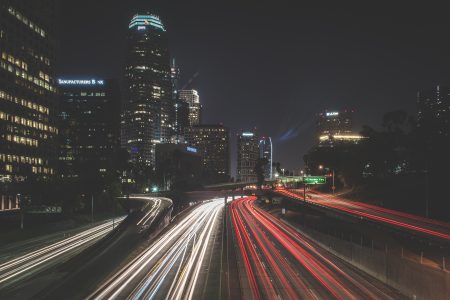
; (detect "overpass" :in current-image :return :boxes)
[203,179,278,191]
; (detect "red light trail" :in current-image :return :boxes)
[230,196,404,299]
[276,189,450,241]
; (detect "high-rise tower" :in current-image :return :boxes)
[0,0,58,211]
[58,79,121,178]
[121,14,173,166]
[184,124,230,183]
[179,90,202,126]
[417,85,450,136]
[237,131,259,183]
[259,137,273,179]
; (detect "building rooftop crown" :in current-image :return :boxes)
[129,14,165,31]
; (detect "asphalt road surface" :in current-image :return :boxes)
[0,195,171,300]
[88,198,225,300]
[277,188,450,241]
[230,196,407,300]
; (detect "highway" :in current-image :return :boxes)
[0,216,125,288]
[276,188,450,241]
[88,198,224,300]
[0,195,171,300]
[231,196,405,300]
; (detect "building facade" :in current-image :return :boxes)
[317,110,353,137]
[155,143,202,191]
[237,131,259,183]
[417,85,450,136]
[0,0,58,210]
[121,14,173,166]
[58,79,121,178]
[259,136,273,179]
[184,124,229,183]
[316,109,363,145]
[179,89,201,126]
[170,58,180,100]
[173,99,189,141]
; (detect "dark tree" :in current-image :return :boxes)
[254,157,269,189]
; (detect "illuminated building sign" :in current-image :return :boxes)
[131,146,139,154]
[186,146,197,153]
[58,79,104,85]
[326,112,339,117]
[242,132,254,137]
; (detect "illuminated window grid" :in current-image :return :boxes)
[0,111,57,133]
[0,89,49,115]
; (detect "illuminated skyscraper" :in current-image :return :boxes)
[58,79,120,178]
[237,131,259,182]
[121,14,173,166]
[259,137,273,179]
[170,58,180,100]
[184,124,230,183]
[317,110,353,137]
[179,90,202,126]
[316,110,363,145]
[417,85,450,136]
[170,58,189,142]
[173,100,189,141]
[0,0,58,210]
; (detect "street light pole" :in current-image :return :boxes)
[91,195,94,223]
[18,194,24,230]
[332,169,335,194]
[304,183,307,201]
[112,196,116,229]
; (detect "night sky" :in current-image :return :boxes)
[59,1,450,176]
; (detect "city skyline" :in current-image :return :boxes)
[1,2,449,299]
[58,1,450,170]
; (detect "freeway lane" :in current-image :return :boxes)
[276,188,450,241]
[88,198,224,300]
[231,196,406,300]
[1,195,171,300]
[0,216,125,288]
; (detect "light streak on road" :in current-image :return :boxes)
[89,198,224,300]
[231,196,404,300]
[0,217,125,286]
[134,197,162,226]
[277,189,450,241]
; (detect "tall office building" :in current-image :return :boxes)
[170,58,189,142]
[259,137,273,179]
[121,14,173,166]
[317,110,353,136]
[184,124,229,182]
[0,0,58,211]
[58,79,120,178]
[173,99,189,140]
[316,109,363,144]
[170,58,180,100]
[179,89,201,126]
[237,131,259,183]
[417,85,450,136]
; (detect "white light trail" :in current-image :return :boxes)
[0,217,125,285]
[89,198,224,300]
